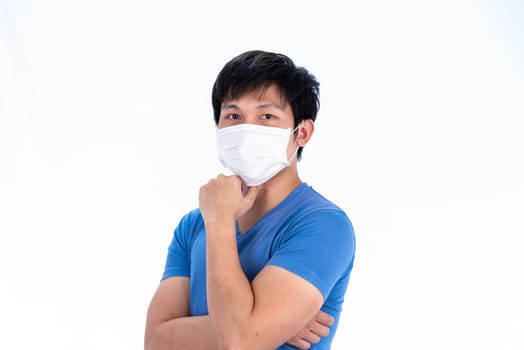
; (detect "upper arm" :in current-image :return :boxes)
[145,276,190,337]
[147,211,194,329]
[243,210,355,348]
[246,265,325,349]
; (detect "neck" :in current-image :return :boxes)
[237,165,302,233]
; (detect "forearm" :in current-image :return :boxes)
[145,315,218,350]
[205,219,256,347]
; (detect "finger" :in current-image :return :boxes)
[315,310,335,326]
[309,320,330,338]
[243,186,260,203]
[286,337,311,350]
[301,331,321,344]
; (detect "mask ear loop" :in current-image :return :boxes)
[287,147,299,163]
[287,123,302,163]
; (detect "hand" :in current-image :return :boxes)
[286,310,334,349]
[199,174,260,222]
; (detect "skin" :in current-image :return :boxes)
[145,85,334,350]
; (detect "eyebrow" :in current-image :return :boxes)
[256,103,285,110]
[221,103,240,110]
[221,103,285,111]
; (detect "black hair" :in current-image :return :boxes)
[211,50,320,160]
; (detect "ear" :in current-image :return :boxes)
[296,119,315,147]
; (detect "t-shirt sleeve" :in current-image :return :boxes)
[161,210,199,280]
[267,209,355,300]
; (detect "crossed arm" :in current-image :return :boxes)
[144,276,333,350]
[145,175,334,349]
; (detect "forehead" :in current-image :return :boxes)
[221,84,288,108]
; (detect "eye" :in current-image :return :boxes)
[260,114,274,120]
[226,113,241,120]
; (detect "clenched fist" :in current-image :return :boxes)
[199,174,260,223]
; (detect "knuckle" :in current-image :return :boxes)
[317,328,328,337]
[316,324,330,337]
[298,337,310,349]
[306,332,321,344]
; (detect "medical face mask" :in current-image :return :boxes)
[216,123,299,186]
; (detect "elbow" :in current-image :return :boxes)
[143,328,156,350]
[213,330,240,350]
[214,330,260,350]
[216,340,248,350]
[144,325,166,350]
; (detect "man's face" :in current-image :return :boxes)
[217,84,300,167]
[218,85,294,130]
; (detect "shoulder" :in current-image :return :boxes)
[293,207,354,247]
[285,185,356,254]
[172,208,205,244]
[301,184,347,210]
[268,186,355,298]
[293,184,354,231]
[176,208,204,230]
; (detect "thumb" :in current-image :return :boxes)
[236,186,260,218]
[244,186,260,204]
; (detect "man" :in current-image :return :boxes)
[145,50,355,349]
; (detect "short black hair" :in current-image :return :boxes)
[211,50,320,160]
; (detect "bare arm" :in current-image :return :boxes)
[144,277,218,350]
[200,176,327,350]
[147,173,335,349]
[145,276,333,350]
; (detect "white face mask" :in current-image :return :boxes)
[216,123,299,186]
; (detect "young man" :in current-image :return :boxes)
[145,50,356,350]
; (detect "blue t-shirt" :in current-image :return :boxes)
[162,183,356,349]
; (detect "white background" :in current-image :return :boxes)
[1,1,523,349]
